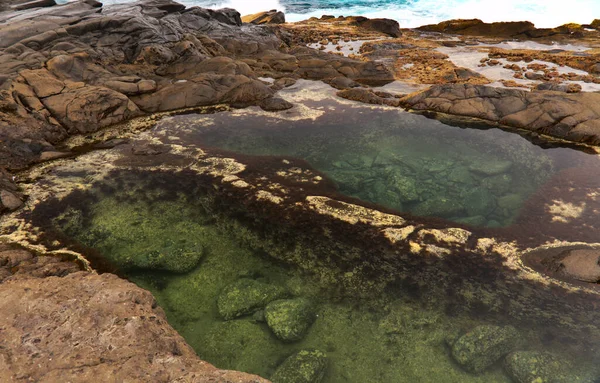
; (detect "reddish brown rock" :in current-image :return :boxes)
[242,10,285,25]
[0,249,268,382]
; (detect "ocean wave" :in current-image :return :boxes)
[59,0,600,29]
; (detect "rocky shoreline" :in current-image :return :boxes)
[1,0,600,381]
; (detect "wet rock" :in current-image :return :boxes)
[337,88,385,105]
[451,325,520,373]
[0,189,23,211]
[550,248,600,283]
[469,160,512,176]
[242,10,285,25]
[400,84,600,145]
[260,97,294,112]
[418,19,535,37]
[42,86,141,133]
[481,173,512,195]
[504,351,570,383]
[455,215,487,227]
[413,197,465,218]
[498,193,523,211]
[217,278,287,320]
[271,349,327,383]
[265,298,316,342]
[201,319,283,377]
[324,76,360,90]
[464,187,496,217]
[388,171,419,202]
[535,82,582,93]
[444,68,487,83]
[356,18,402,37]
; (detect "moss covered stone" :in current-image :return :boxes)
[265,298,316,342]
[271,349,327,383]
[217,278,287,320]
[199,319,284,377]
[451,325,520,373]
[504,351,570,383]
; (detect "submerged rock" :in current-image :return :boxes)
[412,197,465,218]
[451,325,520,373]
[504,351,570,383]
[217,278,287,320]
[200,319,284,377]
[271,349,328,383]
[265,298,316,342]
[464,187,496,217]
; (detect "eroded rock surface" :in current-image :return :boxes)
[0,245,268,382]
[401,84,600,144]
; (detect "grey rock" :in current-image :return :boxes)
[0,190,23,211]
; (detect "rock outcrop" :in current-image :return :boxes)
[0,245,267,382]
[401,84,600,144]
[242,10,285,25]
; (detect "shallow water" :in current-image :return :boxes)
[29,166,599,383]
[20,81,600,382]
[145,81,600,229]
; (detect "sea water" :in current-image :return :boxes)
[88,0,600,28]
[26,81,600,382]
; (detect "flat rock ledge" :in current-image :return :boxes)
[401,84,600,145]
[0,247,267,383]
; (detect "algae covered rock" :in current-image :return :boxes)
[265,298,316,342]
[200,319,284,377]
[464,187,496,217]
[451,325,520,373]
[271,349,327,383]
[412,197,465,218]
[217,278,287,320]
[504,351,570,383]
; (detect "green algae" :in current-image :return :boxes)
[271,349,328,383]
[35,170,600,383]
[265,298,316,342]
[218,278,288,320]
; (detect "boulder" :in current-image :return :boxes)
[400,84,600,145]
[242,10,285,25]
[544,248,600,283]
[0,190,23,211]
[357,18,402,37]
[42,85,141,133]
[265,298,316,342]
[418,19,535,37]
[217,278,287,320]
[271,349,327,383]
[260,97,294,112]
[504,351,570,383]
[450,325,520,373]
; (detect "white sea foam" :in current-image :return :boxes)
[61,0,600,29]
[285,0,600,29]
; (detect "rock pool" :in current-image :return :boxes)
[12,81,600,383]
